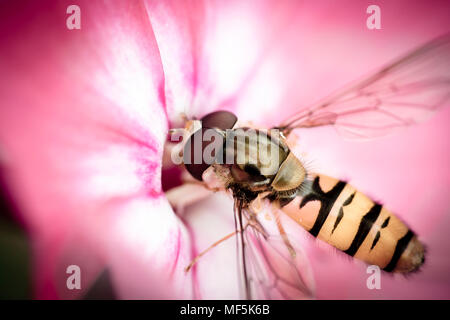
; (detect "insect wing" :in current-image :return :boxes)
[235,199,315,299]
[278,33,450,139]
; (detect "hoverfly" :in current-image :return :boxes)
[166,33,450,299]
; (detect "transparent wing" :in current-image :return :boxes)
[277,33,450,139]
[234,198,315,300]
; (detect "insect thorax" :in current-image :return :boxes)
[202,127,307,205]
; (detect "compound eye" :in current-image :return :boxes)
[183,127,225,180]
[200,111,237,130]
[243,164,261,176]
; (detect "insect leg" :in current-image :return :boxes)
[235,201,251,299]
[184,224,249,272]
[247,201,296,257]
[272,208,297,258]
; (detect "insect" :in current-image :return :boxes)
[166,33,450,299]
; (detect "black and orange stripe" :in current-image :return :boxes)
[281,174,425,273]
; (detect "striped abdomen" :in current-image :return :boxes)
[282,174,425,273]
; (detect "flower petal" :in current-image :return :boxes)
[147,0,450,126]
[0,0,192,298]
[145,0,310,121]
[150,0,450,299]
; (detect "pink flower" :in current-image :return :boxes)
[0,0,449,299]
